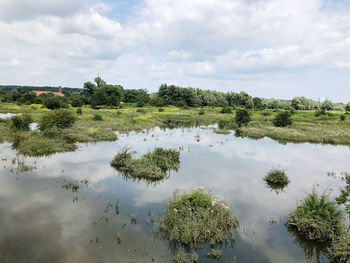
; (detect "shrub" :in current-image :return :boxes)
[235,108,251,127]
[158,188,238,249]
[76,107,83,115]
[39,109,76,130]
[198,109,205,115]
[287,190,343,242]
[71,98,83,108]
[136,108,147,113]
[273,111,292,127]
[263,169,290,190]
[340,114,346,121]
[159,108,164,112]
[43,96,62,109]
[220,106,233,114]
[10,114,32,131]
[93,113,103,121]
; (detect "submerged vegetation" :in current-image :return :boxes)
[111,147,180,181]
[263,169,290,190]
[287,189,343,243]
[158,188,238,249]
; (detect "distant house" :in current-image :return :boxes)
[33,86,64,97]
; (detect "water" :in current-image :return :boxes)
[0,126,348,263]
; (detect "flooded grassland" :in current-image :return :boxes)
[0,126,349,262]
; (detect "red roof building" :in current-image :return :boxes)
[33,86,64,97]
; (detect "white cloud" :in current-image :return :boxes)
[0,0,350,100]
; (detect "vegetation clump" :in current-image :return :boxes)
[207,249,222,259]
[273,111,293,127]
[93,113,103,121]
[39,109,76,130]
[158,188,238,249]
[10,114,32,131]
[287,190,343,243]
[263,169,290,190]
[111,148,180,181]
[62,181,79,192]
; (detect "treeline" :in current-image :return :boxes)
[1,78,350,112]
[0,85,81,94]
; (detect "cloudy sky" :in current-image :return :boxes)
[0,0,350,101]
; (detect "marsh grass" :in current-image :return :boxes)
[111,147,180,181]
[263,169,290,190]
[207,249,222,259]
[62,181,79,192]
[287,189,343,243]
[158,188,238,249]
[330,233,350,262]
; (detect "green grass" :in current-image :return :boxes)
[158,188,238,249]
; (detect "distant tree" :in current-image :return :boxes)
[253,97,264,109]
[44,96,62,110]
[345,102,350,113]
[321,99,334,111]
[136,89,150,107]
[94,76,106,87]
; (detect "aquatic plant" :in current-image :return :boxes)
[158,188,238,249]
[287,189,343,242]
[263,169,290,190]
[62,181,79,192]
[207,249,222,259]
[10,114,32,131]
[330,233,350,263]
[111,148,180,181]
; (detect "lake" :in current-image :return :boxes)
[0,126,348,263]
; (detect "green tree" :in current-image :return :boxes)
[235,108,251,127]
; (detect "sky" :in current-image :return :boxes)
[0,0,350,102]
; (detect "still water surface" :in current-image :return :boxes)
[0,126,348,262]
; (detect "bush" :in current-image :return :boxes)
[43,96,62,109]
[39,109,76,130]
[287,190,343,242]
[76,107,82,115]
[198,109,205,115]
[158,108,164,112]
[10,114,32,131]
[263,169,289,189]
[273,111,292,127]
[220,106,233,114]
[71,98,83,108]
[158,188,238,249]
[93,113,103,121]
[340,114,346,121]
[235,108,251,127]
